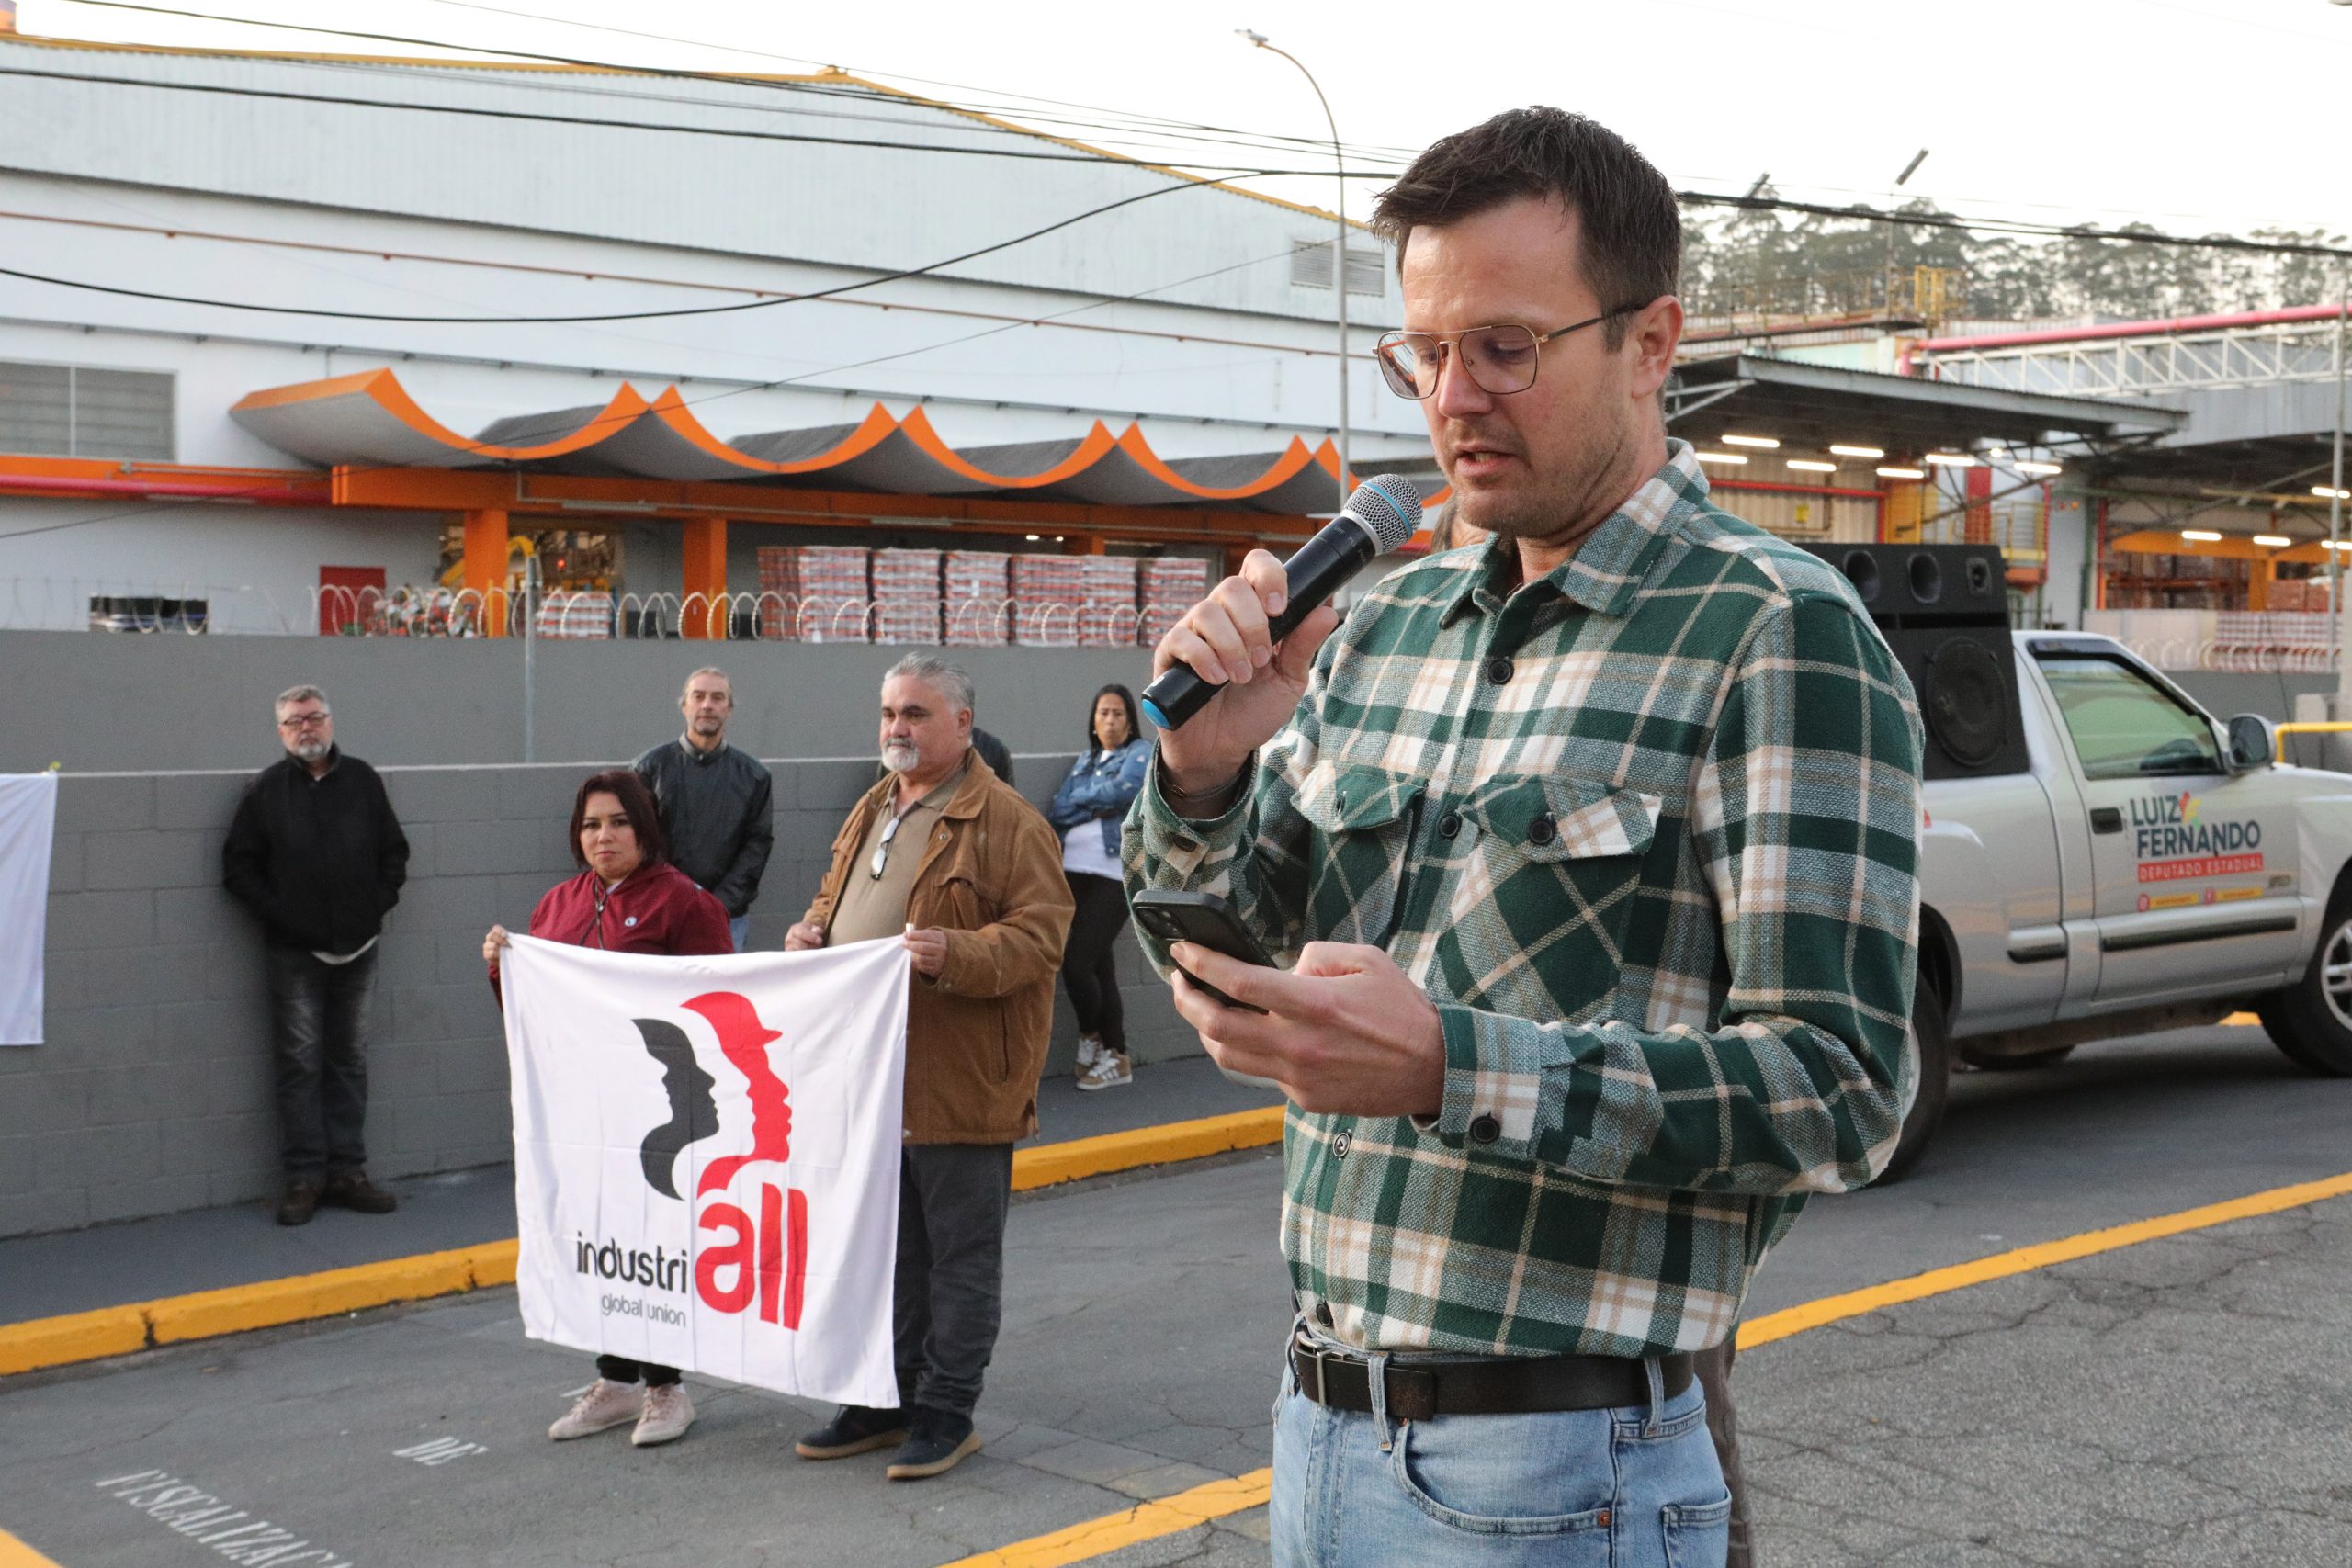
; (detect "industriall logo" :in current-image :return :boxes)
[572,990,808,1330]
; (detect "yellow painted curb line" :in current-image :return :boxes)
[0,1241,516,1377]
[1737,1168,2352,1348]
[938,1470,1274,1568]
[1012,1105,1283,1192]
[0,1111,1281,1380]
[0,1529,64,1567]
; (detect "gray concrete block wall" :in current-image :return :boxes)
[2,751,1196,1239]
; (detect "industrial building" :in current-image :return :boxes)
[0,11,2336,664]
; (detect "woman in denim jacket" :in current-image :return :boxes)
[1047,683,1150,1089]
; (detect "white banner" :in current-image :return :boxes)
[500,934,909,1405]
[0,773,58,1046]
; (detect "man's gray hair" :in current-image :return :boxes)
[274,683,329,714]
[683,665,731,694]
[883,652,974,714]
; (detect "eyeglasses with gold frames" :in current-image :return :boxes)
[1374,304,1648,400]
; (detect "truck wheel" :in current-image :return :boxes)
[2256,902,2352,1077]
[1878,982,1951,1184]
[1958,1042,2075,1071]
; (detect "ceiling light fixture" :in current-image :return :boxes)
[1786,459,1838,473]
[2181,529,2223,543]
[2253,535,2294,548]
[1696,451,1749,465]
[2316,486,2352,501]
[1876,466,1927,479]
[2015,461,2063,477]
[1924,452,1977,467]
[1720,434,1780,449]
[1828,445,1883,459]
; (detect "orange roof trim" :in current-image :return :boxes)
[229,370,1354,513]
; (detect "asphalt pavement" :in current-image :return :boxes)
[5,1021,2350,1567]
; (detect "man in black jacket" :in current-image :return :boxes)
[633,667,773,952]
[222,684,411,1226]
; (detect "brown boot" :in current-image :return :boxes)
[322,1170,398,1214]
[277,1180,321,1226]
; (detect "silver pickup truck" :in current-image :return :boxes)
[1891,626,2352,1177]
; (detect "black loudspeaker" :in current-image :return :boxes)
[1803,544,2029,781]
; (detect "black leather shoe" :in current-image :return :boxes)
[277,1181,320,1226]
[795,1404,910,1460]
[885,1407,980,1481]
[322,1170,398,1214]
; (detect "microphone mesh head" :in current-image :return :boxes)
[1345,473,1425,552]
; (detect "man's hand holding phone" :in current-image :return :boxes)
[1166,939,1444,1120]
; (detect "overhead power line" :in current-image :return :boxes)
[49,0,1419,168]
[0,65,1370,177]
[0,178,1240,323]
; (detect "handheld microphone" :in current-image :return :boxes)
[1140,474,1424,731]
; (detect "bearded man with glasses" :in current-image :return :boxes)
[222,683,411,1227]
[1126,108,1924,1568]
[786,653,1072,1482]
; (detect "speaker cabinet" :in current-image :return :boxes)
[1803,544,2029,781]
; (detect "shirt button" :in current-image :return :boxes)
[1332,1128,1351,1159]
[1486,656,1514,685]
[1469,1114,1501,1145]
[1527,815,1556,846]
[1436,811,1463,840]
[1315,1302,1334,1327]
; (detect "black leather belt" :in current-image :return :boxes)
[1289,1337,1693,1422]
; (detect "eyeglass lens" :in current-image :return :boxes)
[1377,325,1542,400]
[869,813,903,879]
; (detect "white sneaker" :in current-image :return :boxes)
[1073,1033,1104,1078]
[548,1378,639,1440]
[632,1382,695,1447]
[1076,1050,1131,1091]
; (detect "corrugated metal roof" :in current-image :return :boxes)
[0,32,1389,325]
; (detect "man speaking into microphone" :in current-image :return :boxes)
[1124,108,1922,1568]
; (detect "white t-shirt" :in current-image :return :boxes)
[1061,818,1122,882]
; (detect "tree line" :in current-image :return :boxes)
[1679,193,2348,324]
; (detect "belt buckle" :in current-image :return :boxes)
[1306,1346,1329,1406]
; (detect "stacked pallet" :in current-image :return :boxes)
[1078,557,1140,647]
[1012,554,1087,647]
[533,591,613,639]
[755,546,871,641]
[1136,557,1212,649]
[944,551,1012,646]
[871,548,944,645]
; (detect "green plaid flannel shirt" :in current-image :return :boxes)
[1124,441,1922,1359]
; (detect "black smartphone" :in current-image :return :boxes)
[1129,889,1275,1013]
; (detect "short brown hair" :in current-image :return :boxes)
[567,769,667,870]
[1372,107,1680,347]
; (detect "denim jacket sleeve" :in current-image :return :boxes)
[1046,754,1092,832]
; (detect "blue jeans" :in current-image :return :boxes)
[729,914,751,953]
[1270,1348,1730,1568]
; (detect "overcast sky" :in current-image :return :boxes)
[22,0,2352,243]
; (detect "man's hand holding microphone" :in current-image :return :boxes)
[1144,478,1449,1120]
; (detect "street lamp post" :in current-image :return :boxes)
[1238,28,1351,498]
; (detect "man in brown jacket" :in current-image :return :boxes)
[786,653,1073,1482]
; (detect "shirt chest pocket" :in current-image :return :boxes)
[1437,775,1662,1020]
[1292,761,1424,947]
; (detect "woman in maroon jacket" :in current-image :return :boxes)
[484,767,731,1450]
